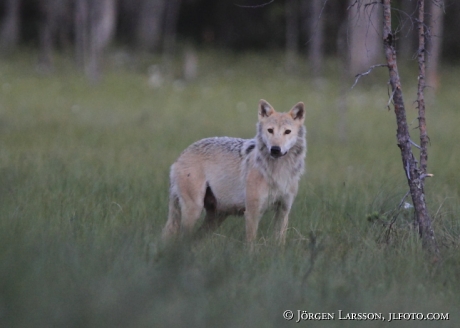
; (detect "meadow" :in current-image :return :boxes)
[1,50,460,327]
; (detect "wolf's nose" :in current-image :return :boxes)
[270,146,281,156]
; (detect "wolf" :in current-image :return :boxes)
[162,99,306,244]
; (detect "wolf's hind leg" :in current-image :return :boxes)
[162,193,182,240]
[196,186,227,237]
[179,198,204,235]
[197,212,227,237]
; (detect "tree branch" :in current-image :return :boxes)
[409,138,421,149]
[351,63,388,89]
[386,84,397,110]
[234,0,274,9]
[398,190,411,210]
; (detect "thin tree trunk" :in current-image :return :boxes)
[285,0,299,73]
[348,0,382,76]
[87,0,116,82]
[0,0,21,54]
[137,0,167,52]
[39,0,55,71]
[38,0,72,72]
[415,1,436,253]
[427,0,444,91]
[75,0,116,82]
[382,0,438,255]
[162,0,181,77]
[75,0,89,69]
[417,0,428,177]
[309,0,323,78]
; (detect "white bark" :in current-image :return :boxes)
[348,0,383,75]
[427,0,444,91]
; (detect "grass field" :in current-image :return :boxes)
[1,50,460,327]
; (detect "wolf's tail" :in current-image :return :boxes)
[162,190,181,240]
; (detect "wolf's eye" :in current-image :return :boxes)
[285,129,291,135]
[268,128,274,134]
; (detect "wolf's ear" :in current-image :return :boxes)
[258,99,275,119]
[289,102,305,122]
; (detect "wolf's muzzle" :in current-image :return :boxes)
[270,146,284,158]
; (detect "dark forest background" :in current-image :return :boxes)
[0,0,456,82]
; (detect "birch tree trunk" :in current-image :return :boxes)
[348,0,382,75]
[137,0,166,52]
[427,0,444,91]
[38,0,72,71]
[285,0,299,73]
[75,0,89,69]
[39,0,53,70]
[162,0,181,77]
[75,0,116,82]
[0,0,21,54]
[308,0,323,78]
[382,0,438,255]
[88,0,116,81]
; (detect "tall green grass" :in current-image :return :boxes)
[0,50,459,327]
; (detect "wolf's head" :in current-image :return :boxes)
[257,99,305,159]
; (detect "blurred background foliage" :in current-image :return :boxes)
[0,0,454,84]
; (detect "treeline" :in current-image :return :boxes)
[0,0,454,81]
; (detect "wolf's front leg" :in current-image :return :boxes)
[244,170,268,244]
[274,186,297,244]
[273,200,293,245]
[245,204,261,244]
